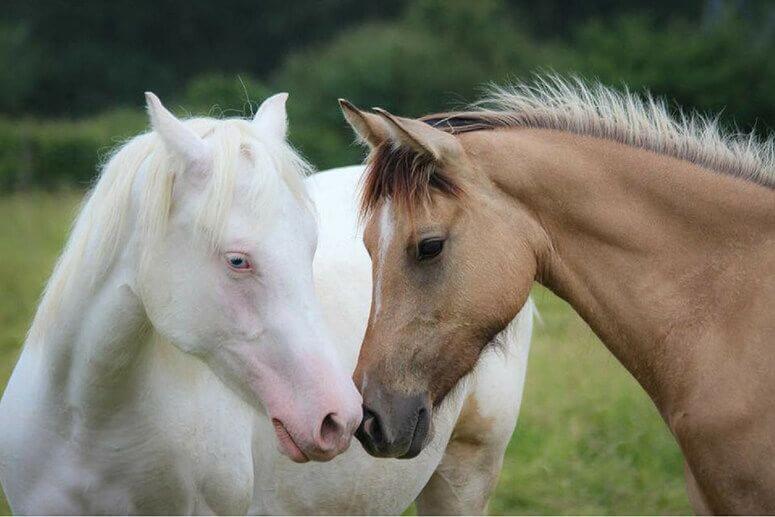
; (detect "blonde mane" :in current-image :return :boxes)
[462,76,775,188]
[28,116,312,341]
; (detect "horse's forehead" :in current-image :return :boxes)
[236,183,314,239]
[230,152,279,211]
[232,147,266,192]
[235,185,307,225]
[377,201,395,252]
[363,200,395,252]
[216,138,315,239]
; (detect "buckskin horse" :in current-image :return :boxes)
[341,76,775,514]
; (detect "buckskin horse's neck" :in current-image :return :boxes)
[462,127,775,415]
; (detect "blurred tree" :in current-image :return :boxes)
[276,0,544,168]
[560,14,775,133]
[502,0,702,37]
[3,0,773,119]
[273,0,774,168]
[0,23,37,113]
[183,73,271,116]
[3,0,409,116]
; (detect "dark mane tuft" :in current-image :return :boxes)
[420,113,495,134]
[360,142,463,218]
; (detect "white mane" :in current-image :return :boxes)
[28,116,312,341]
[474,75,775,188]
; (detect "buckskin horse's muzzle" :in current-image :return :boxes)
[355,382,431,459]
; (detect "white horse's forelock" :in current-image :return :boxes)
[28,116,313,342]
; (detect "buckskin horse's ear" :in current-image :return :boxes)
[145,92,209,166]
[339,99,390,148]
[371,107,462,162]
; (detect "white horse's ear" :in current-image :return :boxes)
[253,93,288,140]
[145,92,208,165]
[372,107,462,162]
[339,99,390,149]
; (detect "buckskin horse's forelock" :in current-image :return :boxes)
[359,142,463,220]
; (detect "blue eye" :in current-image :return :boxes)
[226,253,251,271]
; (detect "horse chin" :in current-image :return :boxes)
[272,418,310,463]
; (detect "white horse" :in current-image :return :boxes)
[0,94,533,514]
[0,93,362,513]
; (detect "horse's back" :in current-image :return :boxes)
[306,165,372,371]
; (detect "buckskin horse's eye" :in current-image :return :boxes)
[417,238,444,261]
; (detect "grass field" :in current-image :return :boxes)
[0,192,691,515]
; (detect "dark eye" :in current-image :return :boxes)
[226,252,251,271]
[417,238,444,260]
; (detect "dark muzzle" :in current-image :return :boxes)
[355,384,431,459]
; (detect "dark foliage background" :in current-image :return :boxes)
[1,0,773,187]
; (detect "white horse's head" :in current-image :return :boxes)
[135,93,362,462]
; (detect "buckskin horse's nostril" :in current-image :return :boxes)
[410,404,430,454]
[359,406,385,449]
[416,405,428,433]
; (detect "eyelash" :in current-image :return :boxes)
[225,252,252,271]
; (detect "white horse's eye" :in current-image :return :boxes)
[225,252,252,271]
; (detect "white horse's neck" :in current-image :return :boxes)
[24,199,150,421]
[13,233,256,513]
[24,211,248,456]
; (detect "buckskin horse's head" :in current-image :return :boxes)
[340,101,539,458]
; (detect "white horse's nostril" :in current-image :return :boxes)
[317,412,345,451]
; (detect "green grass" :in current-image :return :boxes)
[489,287,689,515]
[0,192,690,515]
